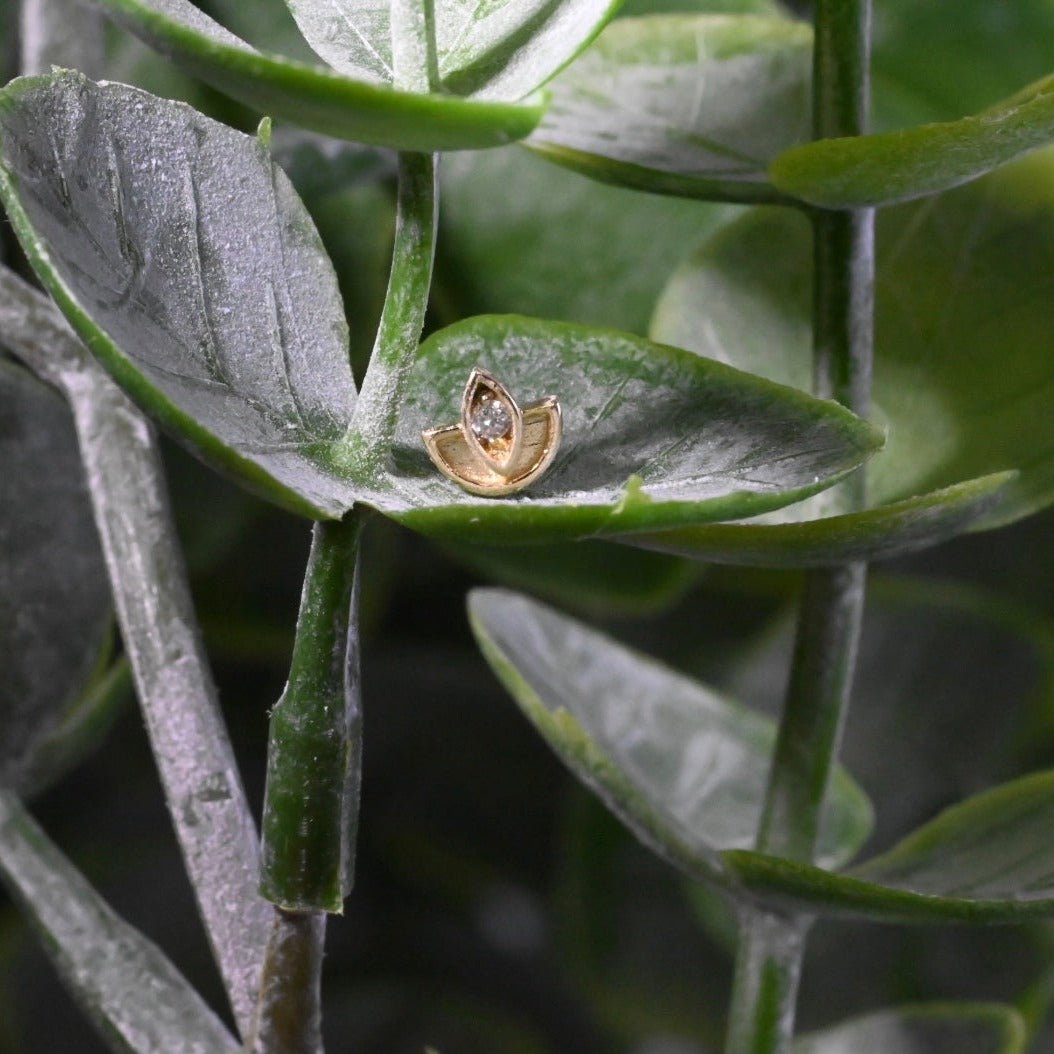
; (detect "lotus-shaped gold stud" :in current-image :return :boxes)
[422,368,562,497]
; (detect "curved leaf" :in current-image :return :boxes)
[528,14,811,203]
[93,0,544,150]
[771,74,1054,208]
[284,0,622,101]
[369,314,882,542]
[628,474,1014,567]
[726,771,1054,922]
[468,588,874,877]
[649,164,1054,563]
[440,147,735,335]
[796,1004,1026,1054]
[0,71,358,519]
[0,361,111,791]
[0,791,239,1054]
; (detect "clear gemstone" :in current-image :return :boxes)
[470,397,512,441]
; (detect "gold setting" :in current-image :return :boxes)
[422,368,562,497]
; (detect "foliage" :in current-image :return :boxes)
[2,0,1054,1052]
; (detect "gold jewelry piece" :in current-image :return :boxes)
[422,368,562,497]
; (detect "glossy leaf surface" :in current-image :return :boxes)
[0,791,239,1053]
[372,314,882,542]
[93,0,545,149]
[285,0,621,100]
[0,71,357,519]
[528,14,811,203]
[727,771,1054,922]
[469,589,873,878]
[0,362,110,791]
[771,74,1054,208]
[649,163,1054,565]
[796,1004,1026,1054]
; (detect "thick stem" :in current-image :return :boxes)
[344,151,438,477]
[726,2,874,1051]
[260,513,363,914]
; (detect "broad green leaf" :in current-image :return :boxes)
[528,14,811,203]
[795,1004,1026,1054]
[468,588,873,877]
[371,314,882,542]
[284,0,621,101]
[0,362,111,791]
[622,0,782,13]
[438,147,735,335]
[443,540,697,615]
[0,71,358,520]
[726,771,1054,922]
[770,74,1054,208]
[0,791,239,1053]
[93,0,545,150]
[648,161,1054,562]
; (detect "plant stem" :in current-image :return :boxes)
[725,1,874,1051]
[260,512,363,913]
[0,266,273,1040]
[345,150,438,477]
[249,910,327,1054]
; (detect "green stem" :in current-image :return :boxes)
[346,150,438,477]
[261,511,364,913]
[725,1,874,1051]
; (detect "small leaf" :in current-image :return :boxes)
[0,70,358,519]
[795,1004,1026,1054]
[285,0,621,101]
[627,474,1014,567]
[0,361,111,791]
[468,588,873,878]
[367,314,882,542]
[648,164,1054,560]
[771,73,1054,208]
[93,0,545,150]
[528,14,811,203]
[0,791,240,1053]
[726,771,1054,922]
[440,147,736,335]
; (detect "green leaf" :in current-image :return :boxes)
[443,539,698,615]
[770,74,1054,208]
[0,70,358,519]
[93,0,545,150]
[527,14,811,203]
[468,588,873,878]
[726,771,1054,922]
[795,1004,1026,1054]
[0,791,240,1053]
[628,474,1014,567]
[0,361,111,792]
[370,314,882,542]
[284,0,622,101]
[439,147,736,335]
[648,164,1054,561]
